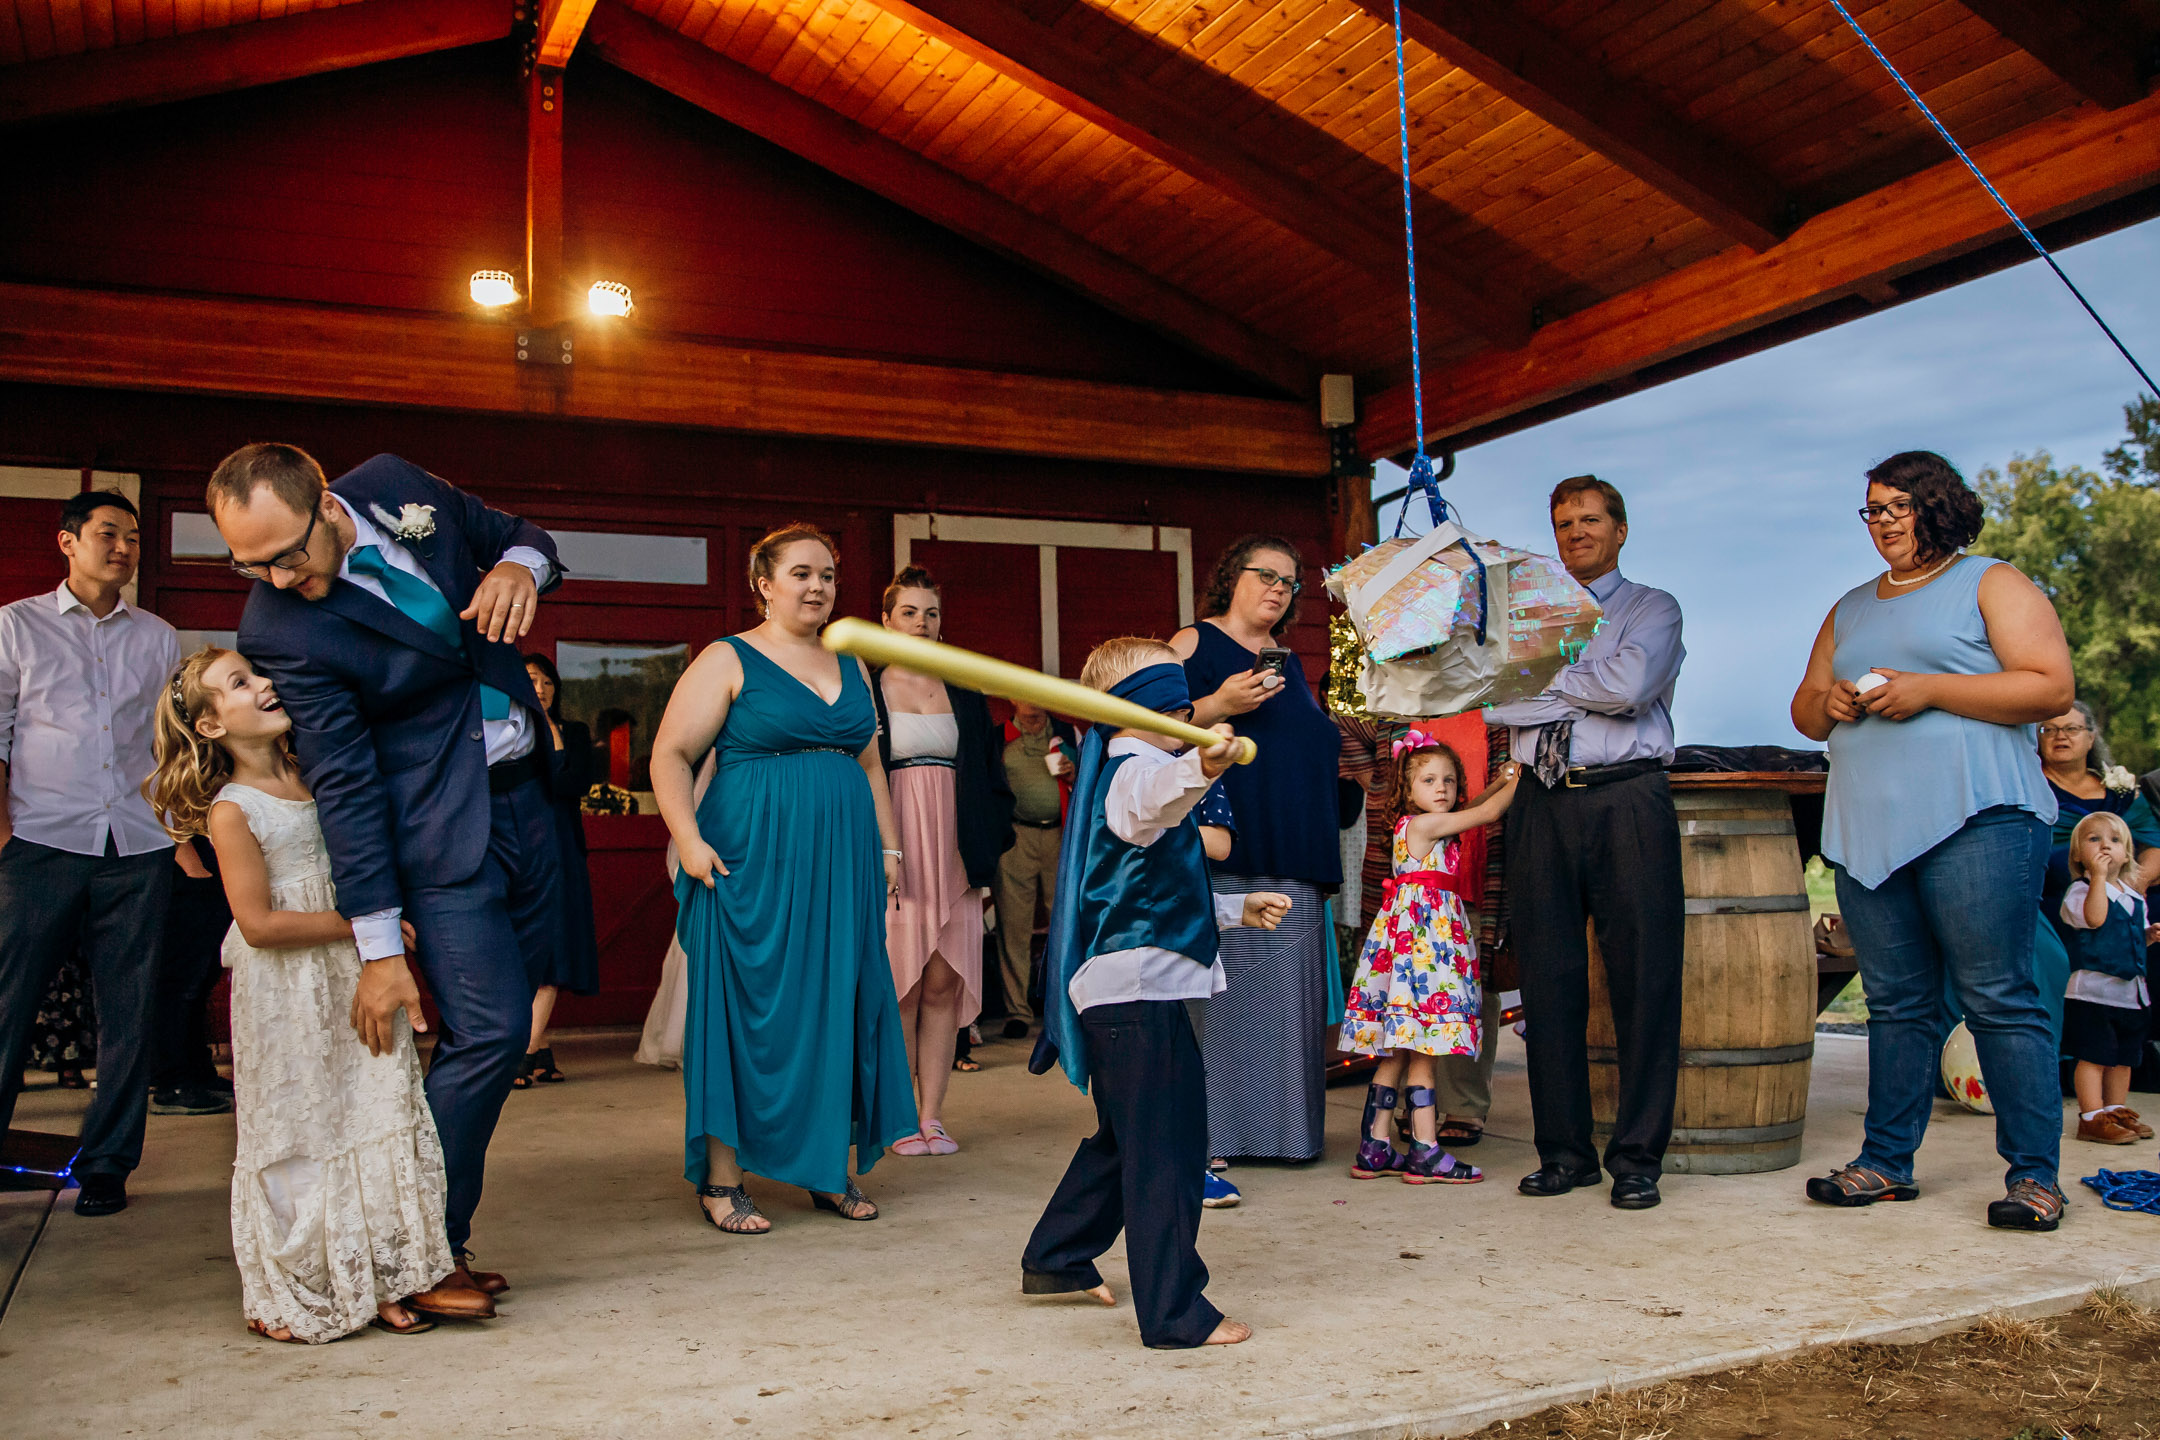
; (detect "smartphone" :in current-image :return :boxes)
[1252,647,1292,681]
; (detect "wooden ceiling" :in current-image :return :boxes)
[3,0,2157,465]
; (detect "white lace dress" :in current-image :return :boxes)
[217,783,454,1343]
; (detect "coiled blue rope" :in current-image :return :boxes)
[1827,0,2156,395]
[2081,1168,2160,1214]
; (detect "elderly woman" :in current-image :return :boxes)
[1172,535,1342,1187]
[1791,450,2073,1231]
[870,566,1013,1154]
[652,524,918,1234]
[2033,700,2160,1028]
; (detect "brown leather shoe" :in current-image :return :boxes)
[2116,1107,2156,1140]
[403,1275,497,1320]
[456,1250,509,1296]
[2076,1110,2139,1145]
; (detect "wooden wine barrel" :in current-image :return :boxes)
[1587,784,1816,1174]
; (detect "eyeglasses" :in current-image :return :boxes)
[1242,565,1302,595]
[1857,498,1914,525]
[228,506,320,581]
[2037,724,2092,738]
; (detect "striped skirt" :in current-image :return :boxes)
[1195,874,1329,1161]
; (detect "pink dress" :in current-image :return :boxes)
[884,710,983,1023]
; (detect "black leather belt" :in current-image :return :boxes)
[1013,816,1062,830]
[1563,758,1664,789]
[488,751,546,795]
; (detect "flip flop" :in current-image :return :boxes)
[369,1310,437,1336]
[248,1319,306,1344]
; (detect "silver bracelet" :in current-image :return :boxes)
[883,849,903,858]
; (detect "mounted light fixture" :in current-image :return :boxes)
[587,280,634,318]
[469,270,520,308]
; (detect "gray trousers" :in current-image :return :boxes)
[0,836,173,1175]
[995,824,1060,1023]
[1432,986,1502,1118]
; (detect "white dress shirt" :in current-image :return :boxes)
[2060,879,2153,1009]
[335,497,553,961]
[0,580,180,857]
[1067,738,1249,1011]
[1485,567,1685,769]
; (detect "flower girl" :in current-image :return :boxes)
[147,647,470,1343]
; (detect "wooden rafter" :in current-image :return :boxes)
[0,282,1329,477]
[1355,0,1787,251]
[1361,91,2160,456]
[0,0,511,127]
[1958,0,2152,110]
[536,0,601,69]
[584,3,1315,398]
[526,66,567,328]
[879,0,1532,349]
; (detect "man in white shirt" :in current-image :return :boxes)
[0,490,182,1216]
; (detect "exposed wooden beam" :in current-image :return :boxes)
[583,2,1314,398]
[1959,0,2151,110]
[0,0,510,128]
[1354,0,1787,251]
[527,67,567,328]
[0,283,1328,477]
[1362,91,2160,456]
[536,0,600,69]
[879,0,1531,349]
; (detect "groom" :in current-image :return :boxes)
[209,445,563,1308]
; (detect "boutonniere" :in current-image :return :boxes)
[2104,764,2137,794]
[370,502,437,543]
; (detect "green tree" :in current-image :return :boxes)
[1973,394,2160,772]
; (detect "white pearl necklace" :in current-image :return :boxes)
[1884,552,1961,588]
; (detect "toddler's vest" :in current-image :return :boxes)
[1071,753,1219,969]
[2073,891,2148,982]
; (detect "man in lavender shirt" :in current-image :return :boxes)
[1486,476,1686,1211]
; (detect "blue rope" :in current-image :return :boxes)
[1826,1,2157,395]
[2080,1168,2160,1214]
[1387,0,1486,643]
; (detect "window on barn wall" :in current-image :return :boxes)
[892,515,1192,684]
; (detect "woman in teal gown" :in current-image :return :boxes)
[651,524,918,1232]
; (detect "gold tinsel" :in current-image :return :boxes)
[1325,609,1370,720]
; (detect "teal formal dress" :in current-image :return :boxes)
[677,637,918,1193]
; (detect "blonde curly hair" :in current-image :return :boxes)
[142,647,290,840]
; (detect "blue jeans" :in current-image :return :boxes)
[1832,805,2059,1188]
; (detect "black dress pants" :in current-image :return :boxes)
[0,836,173,1175]
[1022,1000,1221,1348]
[1505,770,1684,1179]
[151,850,230,1091]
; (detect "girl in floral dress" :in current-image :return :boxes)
[1340,731,1518,1183]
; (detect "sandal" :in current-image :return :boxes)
[696,1182,771,1234]
[1436,1117,1484,1147]
[952,1055,983,1072]
[248,1319,306,1344]
[1352,1083,1403,1178]
[809,1179,879,1221]
[531,1046,565,1083]
[1401,1087,1482,1183]
[56,1067,88,1091]
[1987,1177,2066,1232]
[1804,1162,1918,1207]
[369,1308,436,1336]
[510,1052,535,1090]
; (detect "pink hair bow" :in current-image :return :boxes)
[1390,728,1441,761]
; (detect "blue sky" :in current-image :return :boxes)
[1373,215,2160,748]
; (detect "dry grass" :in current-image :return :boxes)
[1549,1381,1691,1440]
[1968,1311,2064,1359]
[2082,1285,2160,1334]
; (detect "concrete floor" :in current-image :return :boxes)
[3,1028,2156,1439]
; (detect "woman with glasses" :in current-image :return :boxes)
[2032,700,2160,1034]
[1791,451,2074,1231]
[1170,537,1343,1194]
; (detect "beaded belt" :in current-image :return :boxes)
[887,755,957,771]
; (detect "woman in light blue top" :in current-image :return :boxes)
[1791,451,2073,1231]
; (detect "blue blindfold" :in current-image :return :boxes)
[1108,661,1191,716]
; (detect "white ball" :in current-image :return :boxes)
[1853,672,1888,695]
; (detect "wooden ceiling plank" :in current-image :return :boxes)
[1958,0,2149,110]
[1357,0,1788,251]
[807,8,909,108]
[0,280,1329,474]
[769,0,879,89]
[536,0,601,68]
[582,1,1317,397]
[872,0,1532,347]
[1362,89,2160,455]
[141,0,172,42]
[0,0,511,125]
[81,0,117,50]
[0,6,27,64]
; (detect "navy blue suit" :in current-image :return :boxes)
[239,454,563,1251]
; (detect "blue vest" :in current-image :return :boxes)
[2072,889,2148,982]
[1071,753,1220,969]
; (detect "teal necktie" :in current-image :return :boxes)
[347,544,510,721]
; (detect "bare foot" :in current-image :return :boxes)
[247,1319,300,1344]
[1203,1318,1252,1346]
[1085,1283,1115,1306]
[374,1300,428,1333]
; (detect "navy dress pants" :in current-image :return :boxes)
[0,837,173,1176]
[403,775,561,1251]
[1023,1000,1221,1348]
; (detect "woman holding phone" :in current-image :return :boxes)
[1171,536,1344,1197]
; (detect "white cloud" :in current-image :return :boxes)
[1373,216,2160,747]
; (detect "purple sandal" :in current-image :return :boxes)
[1401,1087,1482,1184]
[1351,1083,1405,1178]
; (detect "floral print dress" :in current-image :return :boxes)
[1339,817,1480,1058]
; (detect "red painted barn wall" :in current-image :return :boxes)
[0,46,1255,393]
